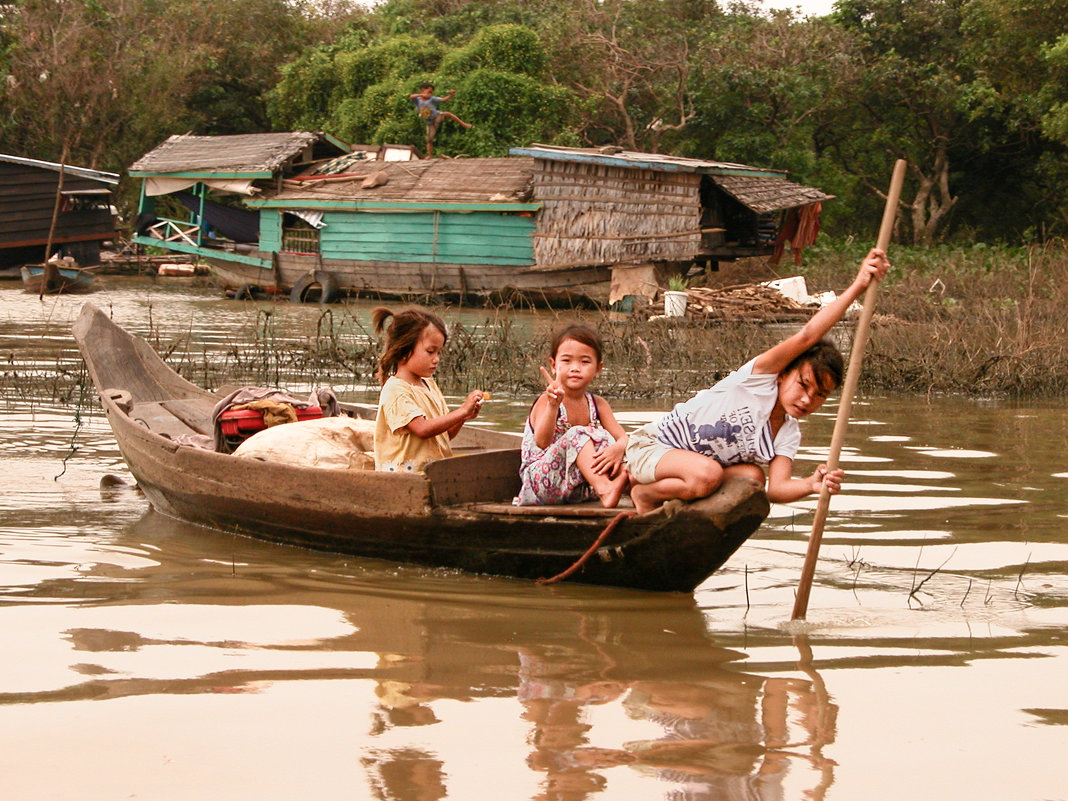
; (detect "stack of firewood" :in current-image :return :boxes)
[680,284,816,322]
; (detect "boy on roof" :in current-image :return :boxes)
[409,84,473,158]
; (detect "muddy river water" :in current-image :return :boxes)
[2,279,1066,800]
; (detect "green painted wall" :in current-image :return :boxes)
[314,210,534,265]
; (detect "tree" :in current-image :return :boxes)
[434,25,576,154]
[1040,34,1068,144]
[533,0,719,150]
[179,0,368,135]
[0,0,204,169]
[268,22,578,157]
[686,9,858,175]
[956,0,1068,239]
[827,0,982,245]
[0,0,359,171]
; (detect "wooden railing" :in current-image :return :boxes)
[144,218,201,246]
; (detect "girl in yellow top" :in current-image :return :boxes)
[372,306,484,473]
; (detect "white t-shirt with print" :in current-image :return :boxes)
[653,358,801,465]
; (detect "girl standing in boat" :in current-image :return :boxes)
[372,306,484,473]
[626,248,890,515]
[514,324,629,508]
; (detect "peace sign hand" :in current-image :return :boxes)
[539,365,564,407]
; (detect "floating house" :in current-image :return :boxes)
[129,133,832,305]
[0,154,120,272]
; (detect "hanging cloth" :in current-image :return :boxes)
[770,202,822,266]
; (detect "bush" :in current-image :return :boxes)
[439,24,547,77]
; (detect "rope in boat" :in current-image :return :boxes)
[536,510,637,585]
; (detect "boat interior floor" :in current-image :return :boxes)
[130,399,212,438]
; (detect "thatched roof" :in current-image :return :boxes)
[267,157,536,204]
[712,174,834,214]
[129,132,346,177]
[513,144,832,213]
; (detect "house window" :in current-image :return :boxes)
[281,215,320,254]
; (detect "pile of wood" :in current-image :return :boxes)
[680,283,817,322]
[98,246,199,274]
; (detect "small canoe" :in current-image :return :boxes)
[73,304,770,592]
[21,262,95,294]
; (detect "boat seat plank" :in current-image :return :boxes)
[426,448,522,505]
[461,501,632,518]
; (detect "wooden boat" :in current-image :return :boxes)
[73,303,770,592]
[21,261,95,293]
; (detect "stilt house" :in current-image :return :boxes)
[0,154,120,270]
[129,134,832,305]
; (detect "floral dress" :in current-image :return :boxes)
[513,393,616,506]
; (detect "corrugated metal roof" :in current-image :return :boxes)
[129,132,343,177]
[511,144,787,178]
[265,158,535,205]
[712,174,834,214]
[0,153,119,185]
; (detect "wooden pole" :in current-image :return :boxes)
[791,159,907,621]
[41,144,69,300]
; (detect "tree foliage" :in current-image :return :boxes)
[957,0,1068,239]
[829,0,1068,243]
[2,0,199,170]
[684,10,861,220]
[827,0,976,245]
[531,0,718,150]
[268,21,574,156]
[0,0,366,173]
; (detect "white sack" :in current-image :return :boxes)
[233,416,375,470]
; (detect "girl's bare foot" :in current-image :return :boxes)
[594,471,629,509]
[629,483,660,515]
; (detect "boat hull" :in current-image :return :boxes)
[21,263,95,293]
[205,249,613,305]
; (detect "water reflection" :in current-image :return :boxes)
[363,747,447,801]
[516,661,836,801]
[1,508,841,800]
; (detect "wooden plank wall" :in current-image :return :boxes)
[531,160,702,269]
[312,210,535,266]
[0,162,115,248]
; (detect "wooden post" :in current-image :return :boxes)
[791,159,907,621]
[41,144,69,299]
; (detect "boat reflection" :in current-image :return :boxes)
[362,746,447,801]
[359,614,837,801]
[22,510,840,800]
